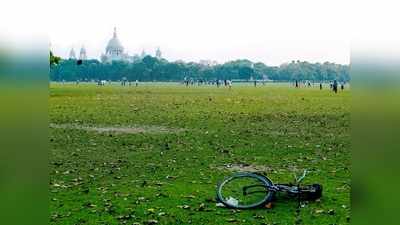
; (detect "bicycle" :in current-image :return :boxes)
[216,170,322,209]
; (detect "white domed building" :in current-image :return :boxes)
[95,27,163,63]
[101,27,132,63]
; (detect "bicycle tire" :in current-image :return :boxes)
[216,172,275,209]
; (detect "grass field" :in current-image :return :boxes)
[50,83,350,225]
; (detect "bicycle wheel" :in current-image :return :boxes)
[216,173,275,209]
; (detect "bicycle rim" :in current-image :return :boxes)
[217,173,274,209]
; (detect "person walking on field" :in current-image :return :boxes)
[341,83,345,91]
[135,80,139,87]
[333,80,338,93]
[319,83,322,90]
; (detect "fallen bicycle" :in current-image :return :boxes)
[216,170,322,209]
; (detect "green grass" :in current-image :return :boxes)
[50,83,350,225]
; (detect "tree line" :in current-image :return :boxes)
[50,56,349,82]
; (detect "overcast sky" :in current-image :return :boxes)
[3,0,357,66]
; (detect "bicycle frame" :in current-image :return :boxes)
[243,183,301,195]
[243,170,309,195]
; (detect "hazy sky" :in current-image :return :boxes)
[2,0,399,66]
[3,0,355,66]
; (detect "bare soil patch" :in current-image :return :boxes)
[50,123,185,134]
[218,163,273,173]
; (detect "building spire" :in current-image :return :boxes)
[79,45,87,60]
[69,47,76,60]
[113,27,117,38]
[155,47,162,59]
[141,49,146,58]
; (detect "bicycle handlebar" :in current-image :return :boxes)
[295,169,308,184]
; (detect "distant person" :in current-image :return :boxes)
[99,80,106,86]
[319,83,322,90]
[135,80,139,87]
[295,80,299,88]
[333,80,338,93]
[254,80,257,87]
[228,80,232,89]
[308,81,311,87]
[341,83,345,91]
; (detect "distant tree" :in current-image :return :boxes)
[50,55,350,82]
[50,51,61,66]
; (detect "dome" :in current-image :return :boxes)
[106,37,123,51]
[106,27,124,53]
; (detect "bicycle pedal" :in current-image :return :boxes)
[265,202,273,209]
